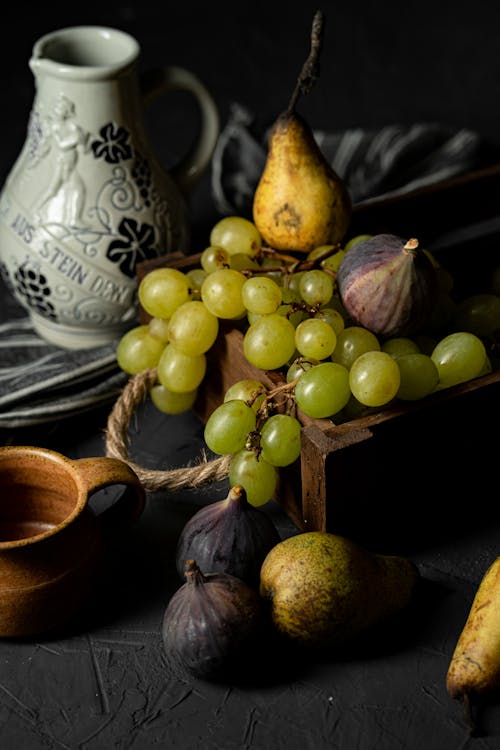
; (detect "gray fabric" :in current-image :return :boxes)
[211,103,484,215]
[0,317,127,428]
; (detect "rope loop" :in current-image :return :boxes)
[104,368,230,492]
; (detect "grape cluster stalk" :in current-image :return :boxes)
[115,215,500,506]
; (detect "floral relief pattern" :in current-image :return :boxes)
[91,123,132,164]
[14,262,57,320]
[106,217,158,278]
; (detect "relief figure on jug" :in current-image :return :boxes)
[32,94,90,227]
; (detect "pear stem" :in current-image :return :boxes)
[286,9,325,117]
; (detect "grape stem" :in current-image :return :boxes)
[256,376,301,419]
[261,243,341,269]
[244,375,302,458]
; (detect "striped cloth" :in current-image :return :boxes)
[211,103,486,215]
[0,317,127,428]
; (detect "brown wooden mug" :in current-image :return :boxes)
[0,445,145,637]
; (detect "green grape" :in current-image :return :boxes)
[260,414,302,467]
[286,358,315,382]
[246,310,262,326]
[210,216,262,257]
[256,255,282,284]
[276,303,305,328]
[396,353,439,401]
[431,331,487,388]
[229,449,278,507]
[148,316,170,342]
[116,325,166,374]
[229,253,261,271]
[286,271,305,296]
[326,293,348,319]
[200,245,230,273]
[295,318,337,360]
[339,394,377,422]
[344,234,372,251]
[299,269,334,307]
[479,356,493,375]
[381,337,421,358]
[138,267,191,319]
[294,362,351,418]
[281,287,302,304]
[204,400,257,455]
[243,313,297,370]
[186,267,207,296]
[349,351,401,407]
[242,276,282,314]
[453,294,500,337]
[150,384,198,414]
[167,300,219,356]
[224,379,267,411]
[201,267,247,319]
[306,244,338,262]
[277,287,306,327]
[157,344,206,393]
[314,307,345,335]
[321,249,345,274]
[331,326,380,369]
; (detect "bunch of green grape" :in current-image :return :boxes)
[116,214,499,505]
[203,378,302,507]
[116,215,263,414]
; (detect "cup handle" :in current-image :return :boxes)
[140,65,220,196]
[75,457,145,536]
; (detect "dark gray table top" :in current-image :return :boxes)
[1,3,500,748]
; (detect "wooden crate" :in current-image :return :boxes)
[137,165,500,533]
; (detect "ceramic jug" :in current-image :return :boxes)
[0,445,145,637]
[0,26,220,348]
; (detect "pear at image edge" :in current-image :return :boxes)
[252,112,352,254]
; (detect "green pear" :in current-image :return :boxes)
[259,531,419,648]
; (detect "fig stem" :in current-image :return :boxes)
[403,238,419,255]
[226,484,248,508]
[184,559,206,585]
[286,9,325,116]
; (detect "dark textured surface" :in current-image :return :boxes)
[0,2,500,748]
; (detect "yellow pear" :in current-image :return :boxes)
[259,531,419,648]
[447,556,500,703]
[252,10,351,253]
[252,114,351,253]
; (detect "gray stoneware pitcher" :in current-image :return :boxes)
[0,26,219,348]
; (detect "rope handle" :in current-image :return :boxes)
[104,368,230,493]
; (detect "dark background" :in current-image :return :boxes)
[0,3,500,749]
[2,0,500,245]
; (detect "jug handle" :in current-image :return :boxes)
[140,65,220,196]
[75,457,145,536]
